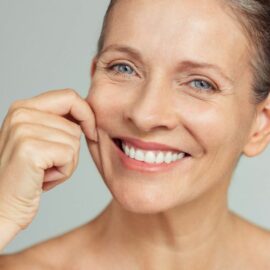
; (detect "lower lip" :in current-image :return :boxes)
[113,140,189,173]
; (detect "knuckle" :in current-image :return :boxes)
[9,108,29,126]
[15,137,36,158]
[10,122,30,140]
[64,88,78,98]
[9,100,23,112]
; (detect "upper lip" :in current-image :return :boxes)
[117,136,187,153]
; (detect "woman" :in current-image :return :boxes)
[0,0,270,268]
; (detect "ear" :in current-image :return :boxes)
[90,56,98,79]
[243,94,270,157]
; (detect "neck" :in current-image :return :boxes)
[96,181,237,269]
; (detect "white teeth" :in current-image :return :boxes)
[129,147,136,158]
[144,151,156,163]
[125,147,130,155]
[178,152,185,159]
[122,142,130,156]
[135,150,144,161]
[172,153,178,161]
[164,152,173,164]
[120,141,187,164]
[155,152,164,164]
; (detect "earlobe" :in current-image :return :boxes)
[243,94,270,157]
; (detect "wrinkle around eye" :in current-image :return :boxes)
[97,55,147,77]
[100,65,144,84]
[94,66,140,86]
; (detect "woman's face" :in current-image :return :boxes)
[86,0,257,213]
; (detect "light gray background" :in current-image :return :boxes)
[0,0,269,254]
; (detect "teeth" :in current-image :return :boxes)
[164,152,173,164]
[172,153,178,161]
[178,153,185,159]
[130,147,136,158]
[120,141,186,164]
[135,150,144,161]
[144,151,156,163]
[123,143,130,156]
[156,152,164,164]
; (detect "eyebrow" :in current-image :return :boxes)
[97,44,144,62]
[97,44,234,85]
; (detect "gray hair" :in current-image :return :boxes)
[96,0,270,104]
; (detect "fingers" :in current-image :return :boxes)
[0,88,95,230]
[8,88,97,142]
[0,107,82,156]
[9,107,82,137]
[0,137,76,199]
[42,179,63,192]
[1,123,81,171]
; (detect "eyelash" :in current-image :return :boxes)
[105,63,136,78]
[105,63,218,93]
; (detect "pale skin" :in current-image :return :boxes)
[1,0,270,269]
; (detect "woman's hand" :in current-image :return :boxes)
[0,88,97,234]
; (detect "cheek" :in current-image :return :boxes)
[86,83,124,131]
[196,108,234,147]
[176,97,242,154]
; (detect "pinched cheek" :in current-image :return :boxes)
[88,95,122,128]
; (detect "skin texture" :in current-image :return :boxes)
[1,0,270,269]
[0,88,98,253]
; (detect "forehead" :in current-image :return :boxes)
[103,0,250,79]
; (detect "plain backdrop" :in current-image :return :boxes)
[0,0,269,254]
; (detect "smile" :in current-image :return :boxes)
[113,138,191,172]
[121,141,186,164]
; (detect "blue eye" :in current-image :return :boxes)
[109,63,135,76]
[189,79,215,91]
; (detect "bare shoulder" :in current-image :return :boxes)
[246,223,270,268]
[0,251,51,270]
[0,221,99,270]
[231,211,270,269]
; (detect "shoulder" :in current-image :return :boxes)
[0,236,66,270]
[0,253,49,270]
[0,221,99,270]
[245,224,270,268]
[230,211,270,269]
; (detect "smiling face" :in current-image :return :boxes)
[85,0,258,213]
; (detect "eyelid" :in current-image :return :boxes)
[103,60,221,93]
[183,76,220,92]
[104,56,147,75]
[112,63,134,77]
[110,60,135,69]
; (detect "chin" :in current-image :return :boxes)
[104,176,190,214]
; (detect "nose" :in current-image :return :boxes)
[123,78,179,133]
